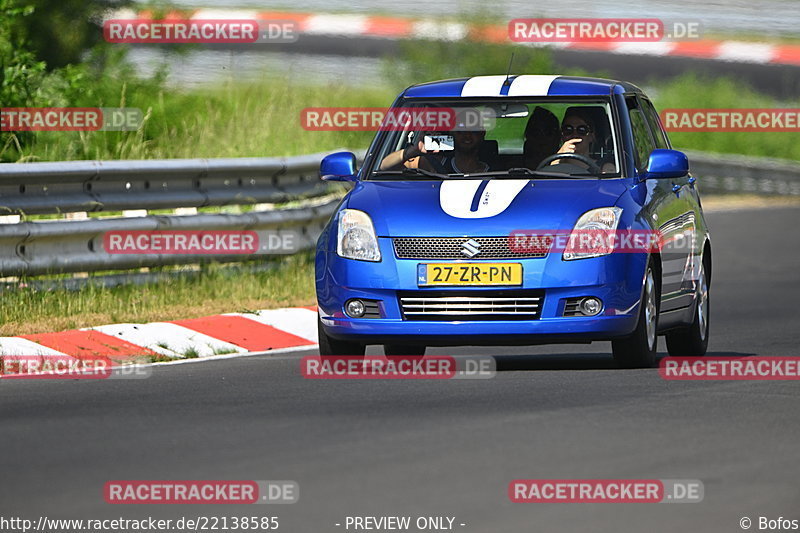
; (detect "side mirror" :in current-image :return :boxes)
[320,152,358,181]
[642,149,689,180]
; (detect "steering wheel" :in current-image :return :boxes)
[536,153,601,174]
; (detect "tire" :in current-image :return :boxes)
[317,315,366,356]
[612,260,660,368]
[384,344,426,356]
[666,258,710,357]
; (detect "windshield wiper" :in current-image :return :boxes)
[469,168,595,179]
[372,168,457,180]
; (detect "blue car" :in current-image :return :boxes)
[315,75,711,367]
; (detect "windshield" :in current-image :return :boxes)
[369,98,620,179]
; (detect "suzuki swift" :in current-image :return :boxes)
[314,75,711,368]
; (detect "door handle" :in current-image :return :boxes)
[688,176,696,188]
[672,184,682,194]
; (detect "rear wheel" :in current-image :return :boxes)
[317,315,366,356]
[612,261,659,368]
[666,259,710,357]
[384,344,426,356]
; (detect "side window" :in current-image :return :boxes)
[640,98,669,149]
[626,96,656,172]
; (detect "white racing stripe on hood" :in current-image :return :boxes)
[507,75,560,96]
[440,179,529,219]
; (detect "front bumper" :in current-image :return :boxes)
[316,238,647,346]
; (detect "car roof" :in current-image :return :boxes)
[402,75,643,98]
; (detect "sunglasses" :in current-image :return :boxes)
[561,124,592,136]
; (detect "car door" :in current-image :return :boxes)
[625,95,691,313]
[640,96,698,312]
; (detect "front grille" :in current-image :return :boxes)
[398,290,544,321]
[393,237,550,260]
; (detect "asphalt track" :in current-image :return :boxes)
[1,205,799,533]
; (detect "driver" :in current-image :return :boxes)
[551,107,615,172]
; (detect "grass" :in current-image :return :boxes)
[212,345,238,356]
[697,31,800,46]
[0,253,315,336]
[2,77,393,162]
[144,352,179,364]
[182,347,200,359]
[3,46,797,164]
[647,74,800,161]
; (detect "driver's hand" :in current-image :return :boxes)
[557,138,583,154]
[405,138,440,161]
[417,140,434,154]
[401,142,423,161]
[417,134,443,155]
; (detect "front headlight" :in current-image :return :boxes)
[563,207,623,261]
[337,209,381,262]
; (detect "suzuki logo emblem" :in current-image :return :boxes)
[461,239,481,258]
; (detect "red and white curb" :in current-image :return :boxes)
[108,8,800,67]
[0,306,320,364]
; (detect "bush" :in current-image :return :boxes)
[0,0,171,161]
[11,0,132,69]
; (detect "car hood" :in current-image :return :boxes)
[346,178,629,237]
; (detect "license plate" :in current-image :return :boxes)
[417,263,522,286]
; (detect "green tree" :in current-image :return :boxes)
[13,0,132,69]
[1,1,47,103]
[1,0,49,155]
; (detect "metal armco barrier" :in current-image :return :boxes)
[0,152,348,277]
[686,150,800,196]
[0,153,334,215]
[0,149,796,277]
[0,200,338,276]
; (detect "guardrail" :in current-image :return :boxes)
[0,201,338,276]
[0,152,345,277]
[687,150,800,196]
[0,149,797,278]
[0,153,334,215]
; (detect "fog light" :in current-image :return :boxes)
[580,297,603,316]
[345,299,366,318]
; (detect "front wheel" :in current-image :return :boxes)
[666,259,710,357]
[612,261,659,368]
[317,315,366,356]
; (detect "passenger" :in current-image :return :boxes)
[520,106,561,169]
